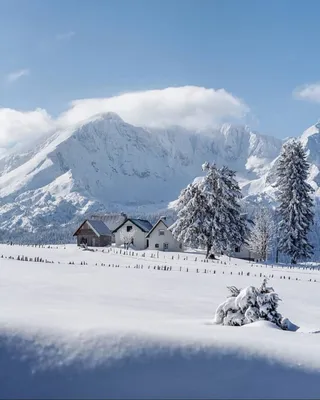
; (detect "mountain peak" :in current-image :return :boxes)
[97,111,124,123]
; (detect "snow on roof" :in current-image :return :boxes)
[90,213,127,231]
[112,218,153,233]
[86,220,112,236]
[130,219,153,232]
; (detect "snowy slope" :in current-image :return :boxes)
[242,123,320,201]
[0,113,284,235]
[1,113,320,239]
[0,244,320,398]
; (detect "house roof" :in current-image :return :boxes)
[90,213,127,231]
[112,218,153,233]
[73,219,112,237]
[145,218,168,238]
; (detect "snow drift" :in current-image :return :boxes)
[1,329,320,400]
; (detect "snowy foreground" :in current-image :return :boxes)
[0,244,320,399]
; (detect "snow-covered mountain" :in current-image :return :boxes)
[0,112,319,241]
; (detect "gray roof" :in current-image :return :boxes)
[112,218,153,233]
[130,218,153,232]
[90,213,127,231]
[87,220,112,236]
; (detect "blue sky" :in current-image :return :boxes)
[1,0,320,144]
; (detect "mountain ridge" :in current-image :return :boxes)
[0,112,319,240]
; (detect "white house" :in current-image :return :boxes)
[232,245,258,261]
[146,218,183,252]
[113,218,153,250]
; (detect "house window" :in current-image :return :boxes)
[155,243,159,248]
[235,246,240,253]
[179,243,182,249]
[159,229,165,236]
[164,243,169,250]
[127,225,133,232]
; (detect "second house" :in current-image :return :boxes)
[113,218,153,250]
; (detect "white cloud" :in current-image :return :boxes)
[0,108,53,147]
[6,69,29,83]
[56,31,75,41]
[0,86,249,148]
[59,86,249,130]
[293,83,320,103]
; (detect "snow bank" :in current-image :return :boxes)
[1,329,320,399]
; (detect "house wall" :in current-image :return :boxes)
[76,222,112,247]
[77,235,112,247]
[147,221,183,252]
[115,220,148,250]
[233,245,258,261]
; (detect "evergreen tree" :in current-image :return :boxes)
[170,181,212,255]
[275,140,314,264]
[200,163,245,255]
[218,165,246,253]
[214,278,298,331]
[170,162,245,258]
[249,208,275,261]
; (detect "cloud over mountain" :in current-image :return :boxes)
[0,86,249,148]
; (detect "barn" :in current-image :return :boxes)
[73,220,112,247]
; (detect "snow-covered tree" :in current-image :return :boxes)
[249,208,275,261]
[214,278,298,331]
[275,140,314,264]
[170,180,212,256]
[170,162,245,258]
[215,165,246,254]
[120,228,136,249]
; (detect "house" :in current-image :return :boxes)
[73,219,112,247]
[113,218,153,250]
[90,213,127,242]
[233,245,258,261]
[146,217,183,252]
[231,214,259,261]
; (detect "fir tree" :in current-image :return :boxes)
[275,140,314,264]
[170,162,245,258]
[214,278,298,331]
[170,181,212,255]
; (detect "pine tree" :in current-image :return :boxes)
[199,163,245,255]
[170,162,245,258]
[218,165,246,253]
[249,208,275,261]
[214,278,298,330]
[170,181,212,255]
[275,140,314,264]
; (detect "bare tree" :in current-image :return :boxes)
[249,208,275,261]
[120,228,136,249]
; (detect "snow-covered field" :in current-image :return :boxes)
[0,244,320,399]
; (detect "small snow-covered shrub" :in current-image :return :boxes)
[214,278,299,331]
